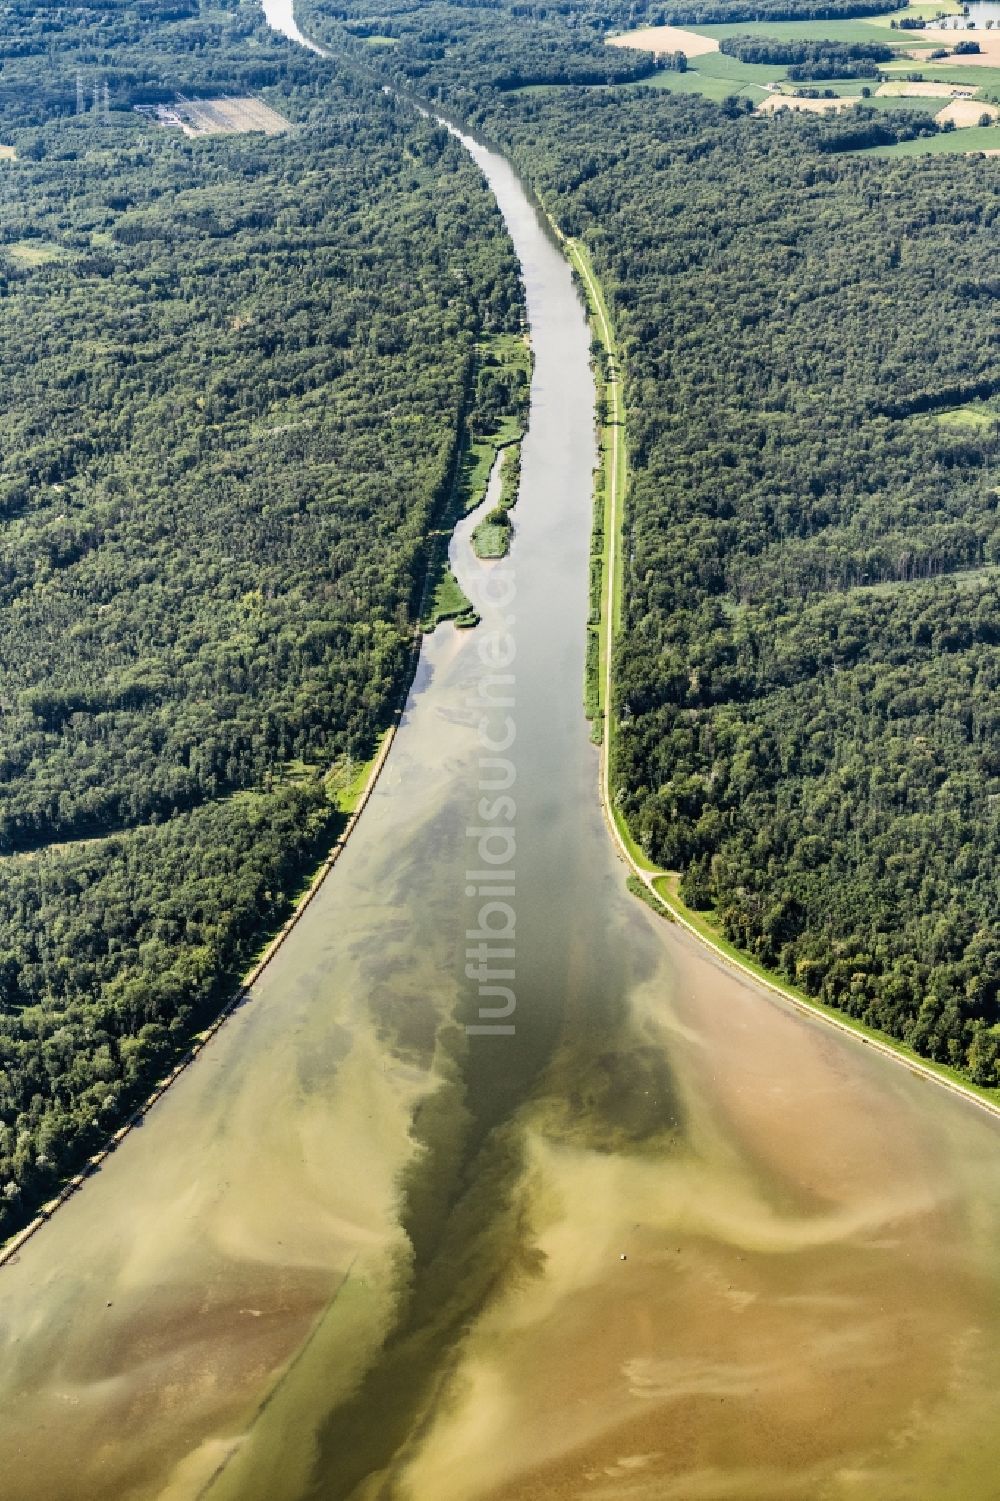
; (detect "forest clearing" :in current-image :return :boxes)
[139,94,292,135]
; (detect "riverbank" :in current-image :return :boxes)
[0,639,421,1271]
[562,205,1000,1125]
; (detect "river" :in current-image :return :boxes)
[3,6,1000,1498]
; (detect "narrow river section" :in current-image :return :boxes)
[2,8,1000,1499]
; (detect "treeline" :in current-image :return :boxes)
[720,35,893,77]
[617,0,897,22]
[815,113,939,149]
[0,0,524,1235]
[477,86,1000,1083]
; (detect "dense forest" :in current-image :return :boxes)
[720,35,893,78]
[298,0,953,114]
[0,0,320,127]
[302,0,662,91]
[0,0,523,1234]
[299,0,908,97]
[490,92,1000,1081]
[306,0,1000,1086]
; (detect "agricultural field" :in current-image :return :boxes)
[606,11,1000,123]
[617,47,821,99]
[868,92,942,112]
[935,97,999,123]
[757,91,859,111]
[869,118,1000,148]
[915,27,1000,63]
[882,60,1000,90]
[606,24,720,58]
[687,15,939,45]
[617,67,764,100]
[877,79,977,95]
[621,69,951,110]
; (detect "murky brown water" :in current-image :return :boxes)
[2,8,1000,1497]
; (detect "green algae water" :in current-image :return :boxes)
[3,8,1000,1497]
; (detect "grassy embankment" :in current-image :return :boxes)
[562,238,625,740]
[423,331,531,622]
[564,212,1000,1119]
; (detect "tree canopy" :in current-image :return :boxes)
[0,0,523,1235]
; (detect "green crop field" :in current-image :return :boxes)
[790,77,868,94]
[867,93,944,113]
[688,51,790,85]
[868,119,1000,151]
[881,62,1000,93]
[617,50,797,99]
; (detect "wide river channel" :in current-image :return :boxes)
[3,7,1000,1498]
